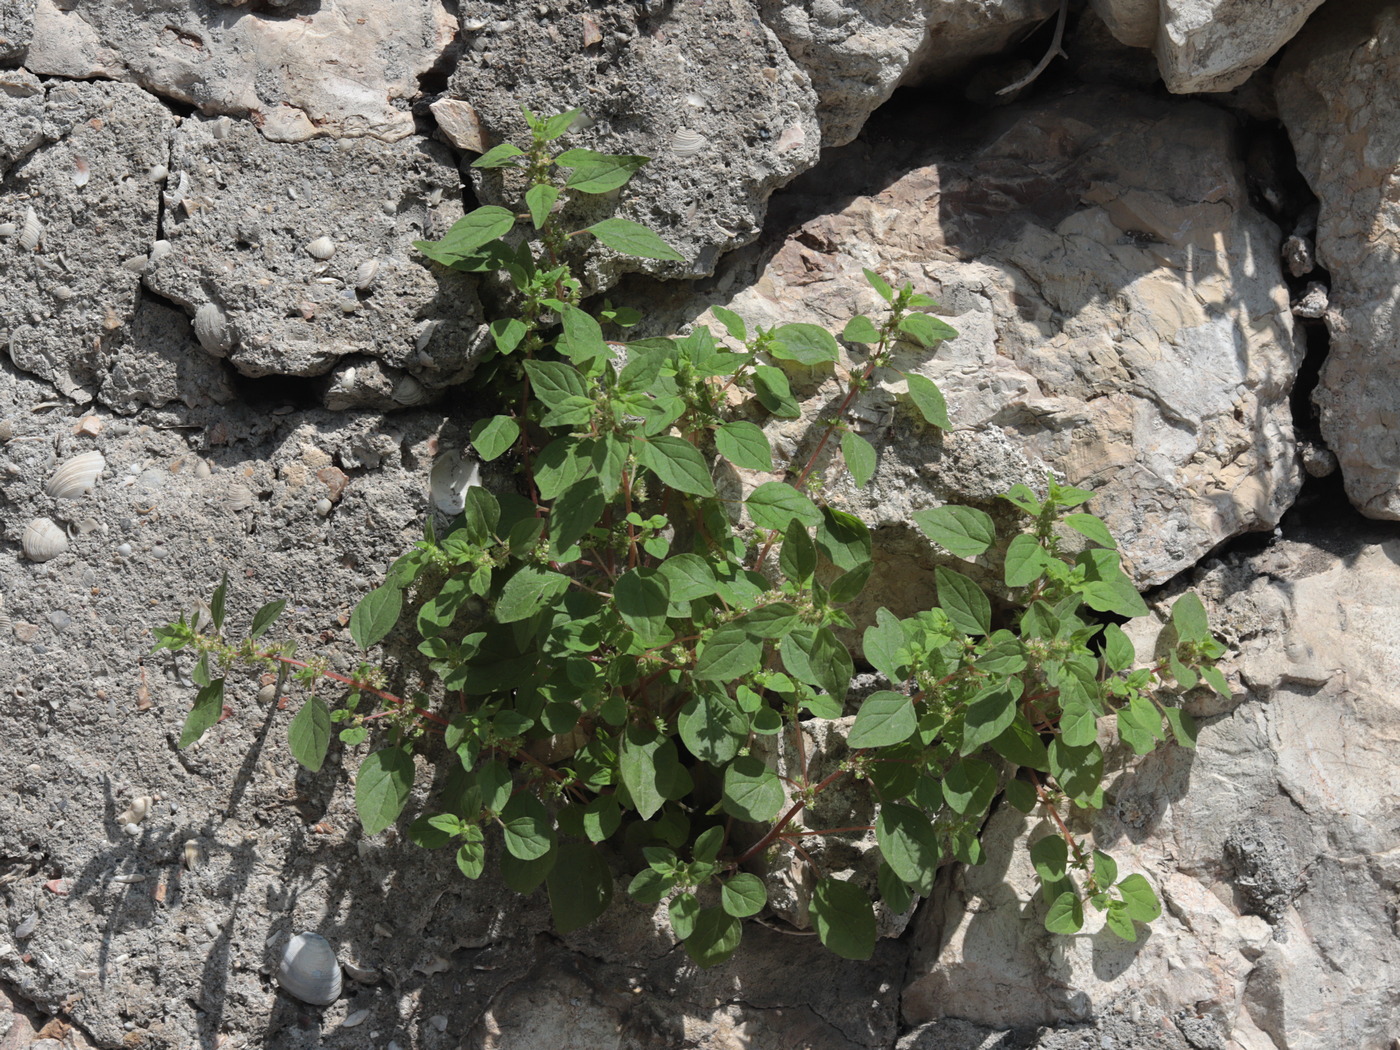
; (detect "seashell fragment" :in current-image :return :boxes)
[14,913,37,939]
[391,375,427,406]
[277,932,343,1006]
[18,207,41,251]
[305,236,335,260]
[146,164,168,183]
[429,451,481,515]
[45,450,105,499]
[22,518,68,562]
[72,155,91,188]
[342,1010,369,1029]
[354,258,380,291]
[112,873,145,884]
[193,303,234,356]
[670,127,706,157]
[182,839,204,869]
[0,223,15,238]
[342,960,380,984]
[117,795,154,826]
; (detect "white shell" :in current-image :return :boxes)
[149,240,172,262]
[45,450,105,499]
[391,375,427,406]
[354,258,380,291]
[72,156,91,188]
[163,171,189,210]
[18,207,41,251]
[0,223,15,238]
[182,839,204,869]
[670,127,706,157]
[22,518,68,562]
[118,795,154,826]
[429,451,481,515]
[146,164,169,183]
[277,932,343,1006]
[194,303,233,356]
[305,236,335,260]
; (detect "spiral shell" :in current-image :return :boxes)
[354,258,380,291]
[22,518,68,562]
[17,207,41,252]
[278,932,343,1006]
[45,450,105,500]
[193,303,233,356]
[305,236,335,260]
[670,127,706,157]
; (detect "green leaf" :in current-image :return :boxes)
[547,842,614,933]
[1004,534,1052,588]
[525,183,560,229]
[810,878,876,960]
[1170,592,1211,644]
[1047,738,1103,805]
[496,566,569,623]
[561,152,649,193]
[409,813,460,849]
[1117,873,1161,922]
[1163,706,1197,748]
[669,892,700,940]
[694,626,763,681]
[752,365,801,418]
[471,142,526,167]
[1104,900,1136,941]
[350,585,402,650]
[523,359,588,410]
[769,323,840,366]
[1031,834,1069,882]
[501,792,556,861]
[991,715,1050,771]
[722,756,784,822]
[747,482,820,530]
[711,421,771,471]
[710,305,747,341]
[897,312,958,348]
[580,217,684,261]
[876,803,939,892]
[455,829,487,879]
[1102,623,1135,672]
[817,507,871,570]
[659,554,719,602]
[1060,697,1100,749]
[936,567,991,636]
[249,598,286,640]
[539,108,583,140]
[471,415,520,462]
[1064,513,1116,549]
[178,678,225,749]
[721,873,767,918]
[848,691,917,749]
[501,849,555,894]
[1001,484,1044,516]
[289,696,332,772]
[421,206,515,261]
[828,561,872,605]
[841,430,877,487]
[684,907,743,967]
[548,485,606,559]
[559,304,610,365]
[878,861,915,913]
[208,571,228,632]
[636,436,715,497]
[842,315,881,344]
[614,567,670,643]
[1004,778,1038,813]
[1200,664,1230,697]
[913,505,995,559]
[941,758,997,817]
[1092,850,1118,889]
[905,374,951,430]
[1044,890,1084,934]
[628,867,674,904]
[780,521,817,585]
[960,683,1019,755]
[620,726,668,821]
[863,608,910,684]
[355,746,415,836]
[678,692,747,765]
[864,269,895,303]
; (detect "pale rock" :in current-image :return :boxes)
[1157,0,1328,93]
[0,80,176,403]
[760,0,1060,147]
[0,0,35,65]
[142,116,486,403]
[662,87,1302,588]
[1277,4,1400,519]
[1088,0,1158,48]
[23,0,454,142]
[447,0,822,287]
[429,98,489,154]
[906,537,1400,1048]
[0,69,45,177]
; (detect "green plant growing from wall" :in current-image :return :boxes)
[155,108,1228,966]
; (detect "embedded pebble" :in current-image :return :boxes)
[116,543,132,558]
[123,823,141,837]
[315,497,333,517]
[47,611,72,632]
[341,1009,370,1028]
[14,914,37,939]
[428,1015,448,1033]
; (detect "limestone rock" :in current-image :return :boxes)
[1157,0,1328,93]
[22,0,454,142]
[760,0,1060,148]
[654,87,1302,588]
[0,80,175,403]
[445,0,822,287]
[0,69,45,177]
[905,535,1400,1049]
[1277,3,1400,519]
[0,0,35,66]
[1088,0,1158,48]
[142,116,486,403]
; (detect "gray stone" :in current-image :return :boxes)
[0,0,35,66]
[1089,0,1158,49]
[0,69,44,177]
[143,116,486,402]
[23,0,454,142]
[1277,2,1400,519]
[0,80,175,402]
[1157,0,1328,93]
[446,0,822,288]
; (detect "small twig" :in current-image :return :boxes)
[996,0,1070,97]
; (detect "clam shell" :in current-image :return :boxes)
[278,932,343,1006]
[22,518,68,562]
[305,236,335,260]
[118,795,154,826]
[429,451,481,515]
[193,303,234,356]
[354,258,380,291]
[670,127,706,157]
[18,207,41,252]
[45,450,105,499]
[391,375,427,406]
[72,156,91,188]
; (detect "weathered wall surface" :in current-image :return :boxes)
[1,2,1396,1050]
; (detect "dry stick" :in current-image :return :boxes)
[996,0,1070,97]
